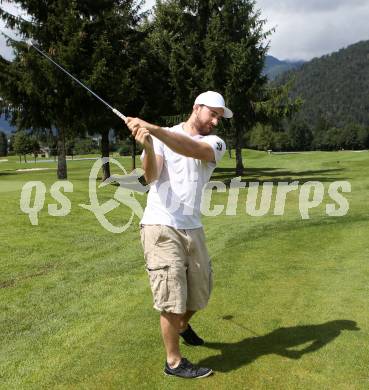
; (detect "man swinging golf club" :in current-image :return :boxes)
[126,91,233,379]
[2,34,231,378]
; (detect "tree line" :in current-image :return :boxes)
[0,0,298,178]
[247,119,369,152]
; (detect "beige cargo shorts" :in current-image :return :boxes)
[140,224,213,314]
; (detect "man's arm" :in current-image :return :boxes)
[142,149,163,184]
[134,127,163,184]
[126,117,215,162]
[151,125,215,162]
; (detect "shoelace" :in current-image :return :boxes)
[180,358,200,374]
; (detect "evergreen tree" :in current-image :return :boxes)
[286,119,313,151]
[356,125,369,149]
[312,116,331,150]
[148,0,280,174]
[210,0,270,174]
[0,1,145,179]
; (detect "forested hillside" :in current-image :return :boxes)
[264,56,304,80]
[278,40,369,129]
[246,40,369,152]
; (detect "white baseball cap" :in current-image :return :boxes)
[194,91,233,119]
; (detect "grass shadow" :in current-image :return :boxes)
[199,318,359,373]
[0,170,16,176]
[211,167,347,185]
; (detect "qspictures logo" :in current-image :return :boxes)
[19,158,148,233]
[19,158,351,233]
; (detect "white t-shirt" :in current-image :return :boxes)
[140,123,226,229]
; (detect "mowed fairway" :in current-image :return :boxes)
[1,150,368,389]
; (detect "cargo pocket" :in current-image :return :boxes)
[147,265,176,311]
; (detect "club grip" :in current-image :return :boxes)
[112,108,127,122]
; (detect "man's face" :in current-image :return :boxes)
[194,105,224,135]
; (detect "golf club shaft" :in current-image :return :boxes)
[221,316,260,336]
[30,44,127,122]
[1,30,127,122]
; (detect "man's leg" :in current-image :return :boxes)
[161,311,212,379]
[178,310,205,346]
[179,310,196,333]
[160,312,183,367]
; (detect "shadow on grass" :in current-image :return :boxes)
[199,317,359,372]
[210,167,347,185]
[0,170,16,176]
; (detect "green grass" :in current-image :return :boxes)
[1,150,369,389]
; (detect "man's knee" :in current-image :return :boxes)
[161,311,185,329]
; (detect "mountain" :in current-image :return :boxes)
[276,40,369,129]
[264,55,305,80]
[0,116,15,134]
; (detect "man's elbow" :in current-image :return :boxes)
[144,173,158,184]
[198,149,215,162]
[194,144,216,162]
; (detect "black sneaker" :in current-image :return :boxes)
[164,358,213,379]
[180,324,204,346]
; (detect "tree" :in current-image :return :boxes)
[145,0,203,114]
[249,123,274,151]
[323,127,343,151]
[207,1,271,174]
[312,116,331,150]
[8,133,15,153]
[0,131,7,156]
[338,124,369,150]
[286,119,313,151]
[0,1,146,180]
[148,0,283,174]
[31,137,40,162]
[13,131,32,162]
[356,125,369,149]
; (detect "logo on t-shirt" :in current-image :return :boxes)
[216,142,223,151]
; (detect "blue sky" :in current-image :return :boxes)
[1,0,369,61]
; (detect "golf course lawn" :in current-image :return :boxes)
[1,149,368,389]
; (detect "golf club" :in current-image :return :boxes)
[0,29,127,122]
[221,315,260,336]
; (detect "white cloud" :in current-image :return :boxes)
[143,0,156,11]
[2,1,369,61]
[143,0,369,60]
[0,25,15,60]
[257,0,368,13]
[257,0,369,59]
[0,1,26,60]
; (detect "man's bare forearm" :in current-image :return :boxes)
[143,146,158,184]
[150,125,213,161]
[125,116,214,161]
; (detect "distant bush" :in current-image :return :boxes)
[117,139,142,156]
[118,142,131,156]
[72,138,99,155]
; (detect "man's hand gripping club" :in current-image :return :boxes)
[126,117,154,151]
[125,117,160,184]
